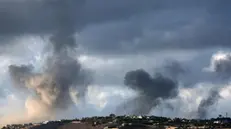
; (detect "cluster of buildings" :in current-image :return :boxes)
[2,114,231,129]
[1,123,36,129]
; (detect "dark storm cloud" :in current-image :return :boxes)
[197,88,221,119]
[1,0,231,55]
[0,0,84,36]
[117,69,178,115]
[0,0,158,36]
[76,0,231,55]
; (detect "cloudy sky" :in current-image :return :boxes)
[1,0,231,125]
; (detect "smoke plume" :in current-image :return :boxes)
[195,51,231,119]
[206,51,231,79]
[3,0,92,125]
[197,88,221,119]
[117,69,178,115]
[158,60,187,81]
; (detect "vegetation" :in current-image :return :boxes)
[2,114,231,129]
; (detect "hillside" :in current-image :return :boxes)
[2,115,231,129]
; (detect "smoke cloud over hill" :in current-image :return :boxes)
[116,69,178,115]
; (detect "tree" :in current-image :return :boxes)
[219,114,223,118]
[109,114,116,118]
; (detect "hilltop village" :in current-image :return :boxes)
[2,114,231,129]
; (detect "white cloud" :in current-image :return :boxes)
[86,85,136,110]
[203,51,231,72]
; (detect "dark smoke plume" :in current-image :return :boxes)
[197,88,221,119]
[117,69,178,115]
[124,69,178,99]
[6,0,91,124]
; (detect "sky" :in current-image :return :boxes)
[1,0,231,126]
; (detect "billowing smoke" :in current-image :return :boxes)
[4,0,92,125]
[195,51,231,119]
[206,51,231,79]
[197,88,221,119]
[116,57,231,117]
[159,60,187,80]
[7,38,90,123]
[117,69,178,115]
[124,69,178,99]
